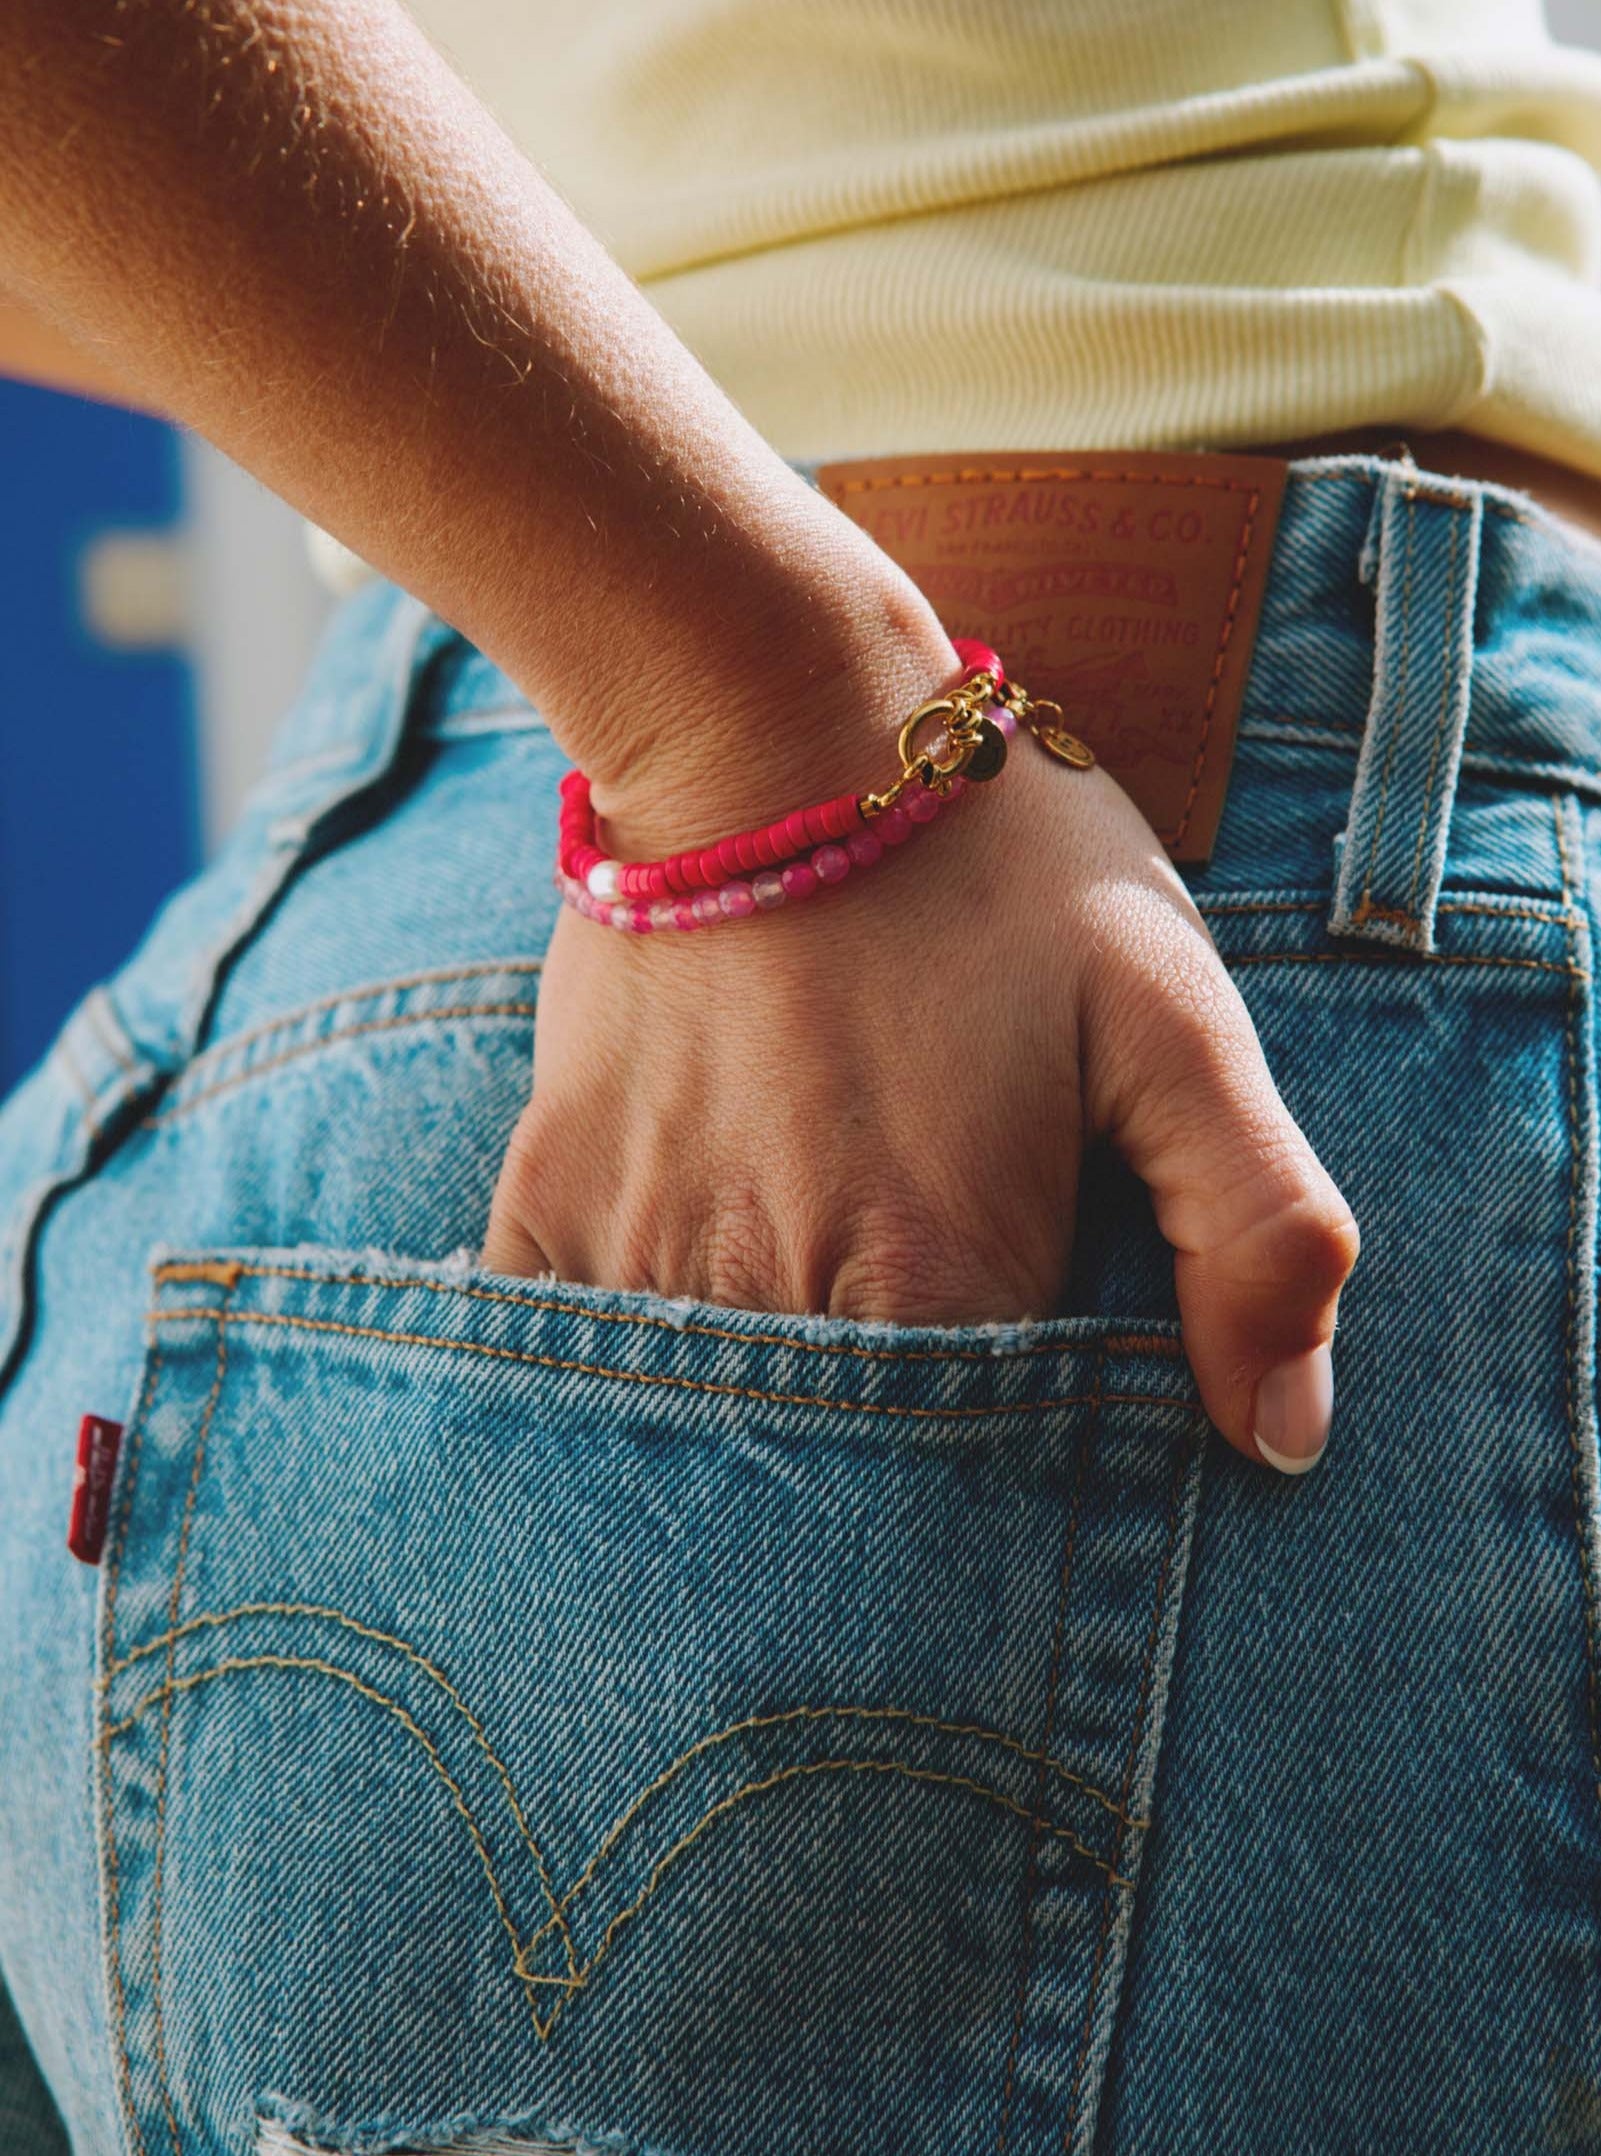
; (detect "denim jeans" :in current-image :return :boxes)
[2,450,1600,2155]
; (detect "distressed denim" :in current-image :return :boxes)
[1,450,1600,2155]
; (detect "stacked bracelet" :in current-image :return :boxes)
[554,637,1093,933]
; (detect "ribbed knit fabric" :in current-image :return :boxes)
[408,0,1601,474]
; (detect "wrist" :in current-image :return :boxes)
[582,570,962,863]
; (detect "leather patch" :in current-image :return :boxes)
[816,450,1289,862]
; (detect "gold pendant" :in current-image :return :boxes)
[1032,721,1096,769]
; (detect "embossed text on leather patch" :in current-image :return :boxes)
[816,451,1290,862]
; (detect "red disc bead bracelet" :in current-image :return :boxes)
[553,638,1092,934]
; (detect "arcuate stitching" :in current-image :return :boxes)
[105,1654,1130,2042]
[106,1613,1142,1825]
[112,1653,549,2038]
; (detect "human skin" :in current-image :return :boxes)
[0,0,1358,1469]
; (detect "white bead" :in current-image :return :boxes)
[586,859,621,901]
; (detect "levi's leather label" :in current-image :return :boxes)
[816,450,1290,863]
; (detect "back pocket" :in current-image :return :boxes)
[96,1246,1208,2156]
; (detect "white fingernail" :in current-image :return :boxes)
[1253,1344,1334,1475]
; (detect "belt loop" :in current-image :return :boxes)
[1329,466,1483,952]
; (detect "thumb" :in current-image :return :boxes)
[1098,960,1361,1475]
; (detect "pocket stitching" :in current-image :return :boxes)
[151,1261,1190,1372]
[145,1305,1204,1421]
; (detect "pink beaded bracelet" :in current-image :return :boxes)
[554,637,1093,933]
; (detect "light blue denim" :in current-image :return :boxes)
[2,450,1600,2154]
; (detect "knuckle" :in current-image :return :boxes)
[827,1193,1043,1324]
[694,1180,787,1311]
[1250,1183,1361,1296]
[824,1209,938,1321]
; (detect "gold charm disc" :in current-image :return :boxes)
[962,716,1010,783]
[1033,723,1096,769]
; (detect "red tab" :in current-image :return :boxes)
[68,1415,123,1566]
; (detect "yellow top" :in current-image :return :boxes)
[409,0,1601,476]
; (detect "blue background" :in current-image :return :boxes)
[0,380,199,1089]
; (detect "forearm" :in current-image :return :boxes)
[0,291,159,412]
[0,0,951,831]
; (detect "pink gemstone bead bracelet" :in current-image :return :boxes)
[554,637,1094,934]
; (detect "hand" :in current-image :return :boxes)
[483,708,1360,1474]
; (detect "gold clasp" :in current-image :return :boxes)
[858,663,1091,820]
[896,696,973,787]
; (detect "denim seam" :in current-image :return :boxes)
[995,1343,1101,2155]
[1559,897,1601,1820]
[106,1658,1128,2043]
[1230,951,1583,978]
[1205,898,1573,925]
[1286,464,1541,531]
[85,987,138,1075]
[1062,1437,1192,2151]
[1289,462,1601,581]
[1403,501,1463,920]
[1350,486,1418,933]
[1554,793,1575,911]
[176,961,545,1086]
[54,1031,104,1143]
[96,1340,167,2156]
[144,1003,541,1129]
[151,1288,234,2156]
[162,1262,1188,1371]
[145,1308,1207,1421]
